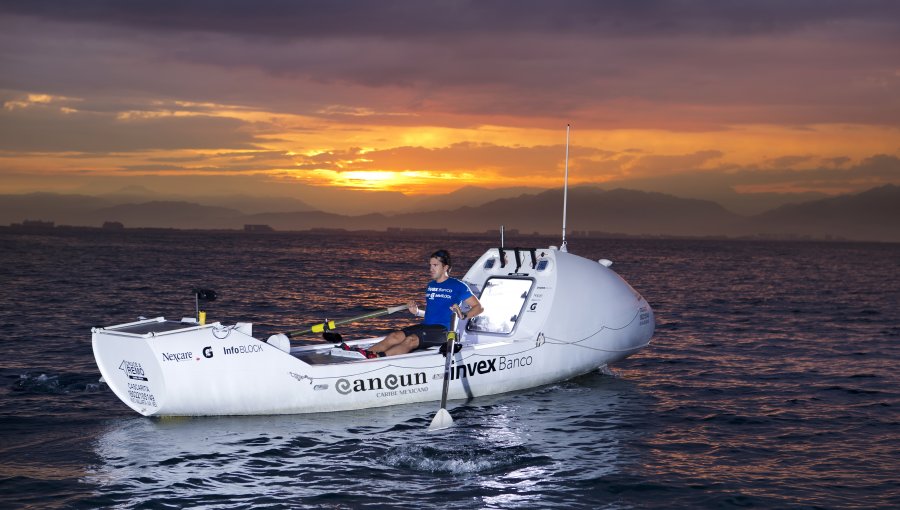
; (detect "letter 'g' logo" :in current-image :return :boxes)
[202,346,214,358]
[335,378,352,395]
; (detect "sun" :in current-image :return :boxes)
[332,171,409,191]
[306,169,471,194]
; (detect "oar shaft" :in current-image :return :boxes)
[287,304,407,337]
[439,315,460,409]
[323,308,394,329]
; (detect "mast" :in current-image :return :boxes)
[561,124,570,252]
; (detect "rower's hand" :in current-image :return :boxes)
[439,341,462,357]
[451,304,464,318]
[407,301,418,315]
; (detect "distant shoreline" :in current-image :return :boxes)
[2,223,889,244]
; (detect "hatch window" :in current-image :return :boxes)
[466,277,534,335]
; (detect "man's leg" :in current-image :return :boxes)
[382,334,420,356]
[367,330,408,353]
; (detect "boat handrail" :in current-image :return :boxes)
[93,321,221,339]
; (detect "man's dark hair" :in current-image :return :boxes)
[430,249,451,268]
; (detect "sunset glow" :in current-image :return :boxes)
[0,2,897,212]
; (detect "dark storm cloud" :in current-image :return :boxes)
[1,0,897,39]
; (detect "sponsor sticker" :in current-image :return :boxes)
[223,344,264,355]
[119,360,148,381]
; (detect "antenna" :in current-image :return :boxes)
[561,124,570,252]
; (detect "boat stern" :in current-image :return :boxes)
[92,318,171,416]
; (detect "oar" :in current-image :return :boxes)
[285,304,408,338]
[428,313,460,431]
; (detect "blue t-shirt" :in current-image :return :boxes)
[423,277,474,329]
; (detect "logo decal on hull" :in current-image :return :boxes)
[161,351,192,362]
[118,359,158,408]
[446,355,533,381]
[118,360,148,381]
[639,307,651,326]
[335,372,428,397]
[289,372,313,384]
[223,344,264,355]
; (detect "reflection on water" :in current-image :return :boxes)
[87,373,642,508]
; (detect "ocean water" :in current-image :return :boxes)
[1,229,898,509]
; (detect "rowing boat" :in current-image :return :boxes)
[92,244,654,416]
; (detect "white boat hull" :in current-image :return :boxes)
[92,247,654,416]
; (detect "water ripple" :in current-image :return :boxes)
[1,232,899,509]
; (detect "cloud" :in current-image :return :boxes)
[284,142,612,180]
[623,150,725,177]
[604,153,900,196]
[0,100,260,152]
[0,0,898,205]
[1,2,897,128]
[2,1,896,39]
[766,155,814,170]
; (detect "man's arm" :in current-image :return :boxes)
[461,295,483,319]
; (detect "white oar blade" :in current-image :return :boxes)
[427,408,453,431]
[387,304,408,314]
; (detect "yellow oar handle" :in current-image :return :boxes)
[311,321,336,333]
[287,304,408,338]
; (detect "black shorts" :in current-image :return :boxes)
[401,324,449,348]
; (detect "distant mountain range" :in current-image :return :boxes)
[2,185,898,242]
[750,185,900,241]
[402,185,543,213]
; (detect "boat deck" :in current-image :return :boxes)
[293,345,441,365]
[106,320,196,336]
[295,351,351,365]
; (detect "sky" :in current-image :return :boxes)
[1,0,898,213]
